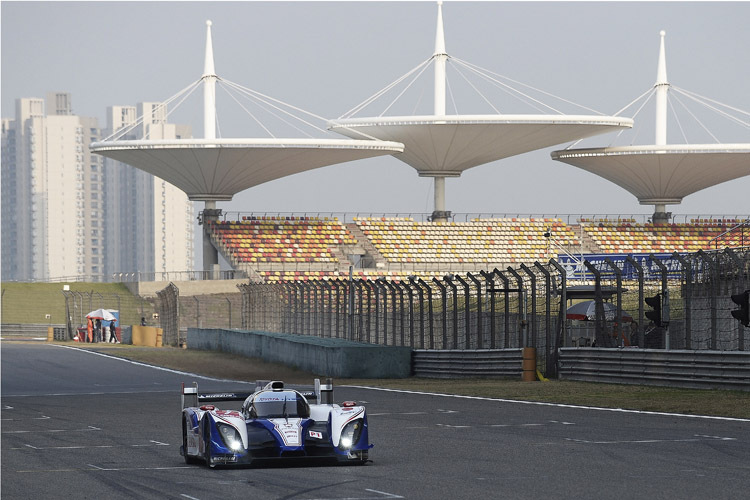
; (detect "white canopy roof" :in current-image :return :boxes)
[551,144,750,204]
[329,115,633,176]
[90,138,403,201]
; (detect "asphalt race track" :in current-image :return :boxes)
[3,343,750,500]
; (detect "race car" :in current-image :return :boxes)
[180,379,371,467]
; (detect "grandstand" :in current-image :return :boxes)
[207,214,749,283]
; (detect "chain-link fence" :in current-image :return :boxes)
[580,248,749,351]
[146,247,749,377]
[237,265,566,377]
[231,247,748,377]
[156,283,182,347]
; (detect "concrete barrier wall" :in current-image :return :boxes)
[188,328,411,378]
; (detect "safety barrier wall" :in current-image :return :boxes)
[187,328,411,378]
[559,348,750,391]
[1,323,65,337]
[412,349,523,378]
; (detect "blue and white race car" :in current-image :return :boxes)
[180,379,371,467]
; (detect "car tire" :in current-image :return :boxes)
[203,421,215,468]
[182,417,200,465]
[355,450,369,465]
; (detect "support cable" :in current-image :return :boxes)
[452,57,604,115]
[339,57,434,119]
[452,58,562,114]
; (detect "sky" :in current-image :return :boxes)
[3,0,749,225]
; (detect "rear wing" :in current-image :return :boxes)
[181,379,330,409]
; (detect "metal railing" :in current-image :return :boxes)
[216,211,749,226]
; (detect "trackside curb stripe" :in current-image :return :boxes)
[340,385,750,423]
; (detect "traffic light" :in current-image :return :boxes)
[730,290,750,327]
[645,293,663,327]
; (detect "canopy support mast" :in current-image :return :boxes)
[201,20,222,276]
[652,31,671,224]
[430,2,451,222]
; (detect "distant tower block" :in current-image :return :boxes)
[552,31,750,224]
[330,2,632,222]
[91,20,402,275]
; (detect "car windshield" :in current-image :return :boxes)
[251,391,310,419]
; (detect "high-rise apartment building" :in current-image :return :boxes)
[1,92,194,282]
[103,102,194,278]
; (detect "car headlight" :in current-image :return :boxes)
[339,420,363,450]
[217,423,243,452]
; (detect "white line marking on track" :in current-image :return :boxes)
[695,434,736,441]
[302,489,405,500]
[181,495,201,500]
[12,440,171,450]
[565,434,737,444]
[3,425,101,434]
[369,411,426,416]
[17,465,193,473]
[364,489,405,499]
[342,385,750,422]
[53,344,257,384]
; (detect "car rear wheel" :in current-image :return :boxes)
[182,417,200,465]
[203,422,215,468]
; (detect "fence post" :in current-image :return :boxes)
[402,279,415,347]
[494,268,511,348]
[312,280,320,337]
[433,277,448,349]
[406,277,422,348]
[194,296,200,329]
[237,284,248,330]
[444,275,459,349]
[506,267,526,347]
[418,278,435,350]
[480,270,495,349]
[467,273,483,349]
[385,280,398,346]
[294,282,303,335]
[454,274,471,349]
[650,254,671,350]
[583,261,610,347]
[520,264,537,349]
[724,248,746,351]
[334,279,343,339]
[376,278,388,345]
[671,253,693,349]
[625,256,645,347]
[604,258,625,346]
[534,262,553,375]
[548,259,567,377]
[397,281,406,347]
[363,279,372,343]
[325,281,334,338]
